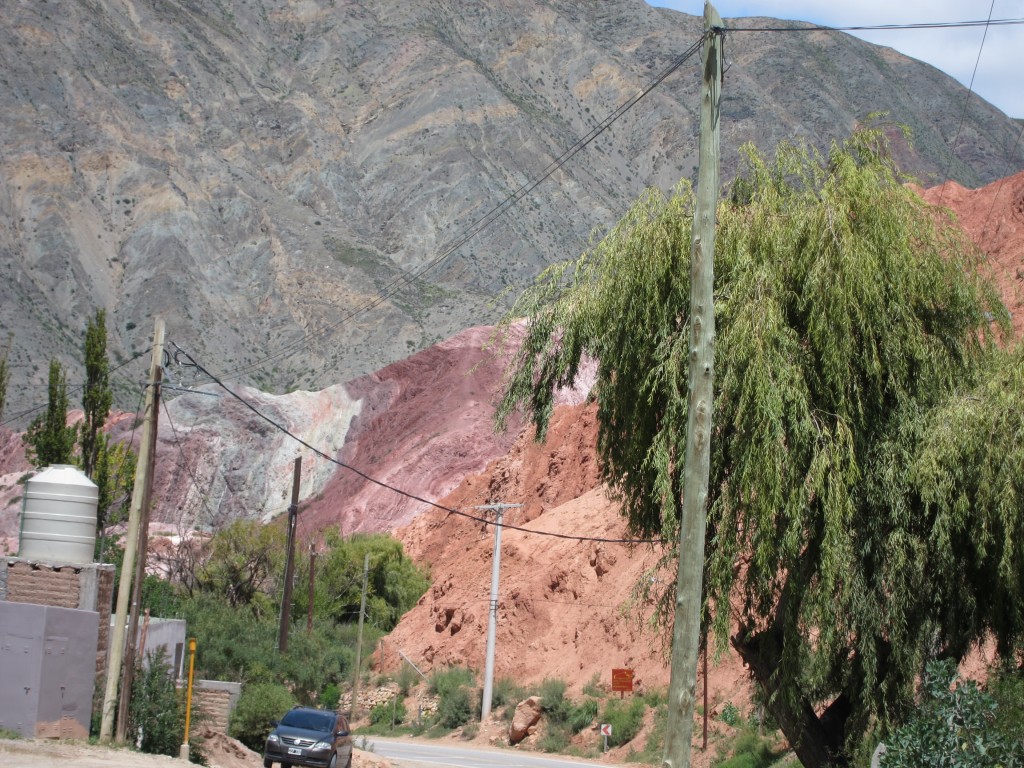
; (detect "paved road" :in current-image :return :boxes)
[364,738,614,768]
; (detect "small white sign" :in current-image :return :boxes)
[600,723,612,736]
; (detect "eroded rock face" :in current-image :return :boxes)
[919,170,1024,337]
[509,696,544,744]
[1,0,1021,420]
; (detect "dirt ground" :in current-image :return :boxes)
[0,734,389,768]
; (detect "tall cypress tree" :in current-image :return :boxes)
[81,308,112,478]
[0,340,9,423]
[23,359,76,467]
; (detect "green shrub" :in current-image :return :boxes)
[436,685,473,729]
[539,722,572,753]
[320,683,340,711]
[493,677,526,721]
[229,683,296,751]
[396,664,420,696]
[369,698,406,728]
[599,697,646,747]
[428,666,475,697]
[538,677,571,723]
[460,722,479,740]
[881,660,1024,768]
[626,702,667,764]
[720,702,741,727]
[568,698,599,734]
[129,648,191,759]
[990,664,1024,743]
[582,672,603,698]
[714,729,774,768]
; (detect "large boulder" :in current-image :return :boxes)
[509,696,543,745]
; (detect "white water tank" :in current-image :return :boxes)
[18,465,99,564]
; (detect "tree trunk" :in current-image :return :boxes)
[732,617,851,768]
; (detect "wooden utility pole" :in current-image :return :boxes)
[350,552,370,722]
[100,317,164,742]
[116,365,163,740]
[278,457,302,653]
[663,5,723,768]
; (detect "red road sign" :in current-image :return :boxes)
[611,668,634,692]
[600,723,612,736]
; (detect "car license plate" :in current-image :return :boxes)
[287,748,302,756]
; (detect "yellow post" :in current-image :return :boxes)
[180,638,197,761]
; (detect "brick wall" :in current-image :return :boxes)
[196,687,233,732]
[187,681,241,734]
[4,560,81,607]
[2,558,115,718]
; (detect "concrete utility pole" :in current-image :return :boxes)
[477,503,522,722]
[663,5,723,768]
[278,457,302,653]
[100,317,164,742]
[350,552,370,722]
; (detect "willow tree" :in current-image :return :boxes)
[497,129,1023,766]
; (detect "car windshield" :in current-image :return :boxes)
[280,710,334,732]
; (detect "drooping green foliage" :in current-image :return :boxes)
[194,519,285,611]
[80,309,113,478]
[881,660,1024,768]
[498,129,1021,764]
[23,359,76,467]
[292,530,430,631]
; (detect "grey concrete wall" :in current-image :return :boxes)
[0,601,99,738]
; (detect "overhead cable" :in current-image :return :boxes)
[212,34,709,384]
[726,18,1024,32]
[170,342,663,546]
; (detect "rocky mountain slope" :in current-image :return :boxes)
[0,171,1020,745]
[2,0,1023,423]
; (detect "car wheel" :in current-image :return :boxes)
[263,760,273,768]
[329,754,338,768]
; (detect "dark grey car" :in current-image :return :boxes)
[263,706,353,768]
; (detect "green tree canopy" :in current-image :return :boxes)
[498,129,1022,766]
[23,358,76,467]
[292,530,430,631]
[0,335,10,422]
[80,308,112,478]
[194,518,285,612]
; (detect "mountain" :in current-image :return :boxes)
[2,0,1023,424]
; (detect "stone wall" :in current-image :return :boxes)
[339,685,439,722]
[191,681,241,733]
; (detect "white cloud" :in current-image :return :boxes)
[647,0,1024,117]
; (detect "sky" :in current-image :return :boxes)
[647,0,1024,119]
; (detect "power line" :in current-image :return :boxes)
[170,341,664,546]
[161,396,222,529]
[979,123,1024,248]
[725,17,1024,32]
[208,34,709,385]
[937,1,998,206]
[1,348,150,428]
